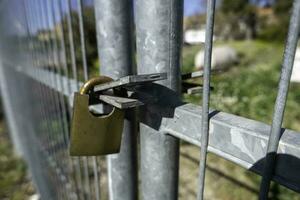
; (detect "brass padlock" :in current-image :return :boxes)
[70,76,124,156]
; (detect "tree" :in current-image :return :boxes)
[184,14,206,30]
[220,0,250,14]
[218,0,257,40]
[61,7,98,79]
[258,0,293,41]
[273,0,293,14]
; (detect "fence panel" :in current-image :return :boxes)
[0,0,300,200]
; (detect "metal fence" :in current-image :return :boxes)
[0,0,300,199]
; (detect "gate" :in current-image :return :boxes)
[0,0,300,199]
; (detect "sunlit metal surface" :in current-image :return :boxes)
[0,0,300,200]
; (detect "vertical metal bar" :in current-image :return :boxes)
[92,157,100,200]
[48,0,69,146]
[259,1,300,199]
[55,0,70,80]
[45,0,69,173]
[76,0,88,80]
[38,0,57,158]
[76,0,100,199]
[43,0,64,170]
[94,1,137,200]
[24,0,47,151]
[30,0,63,198]
[49,0,70,152]
[23,7,50,199]
[135,0,183,199]
[49,0,79,198]
[197,1,216,200]
[52,1,81,199]
[43,0,73,197]
[57,2,85,199]
[66,0,78,84]
[22,2,58,197]
[39,0,68,198]
[27,0,51,166]
[2,8,55,194]
[34,0,54,179]
[65,0,92,198]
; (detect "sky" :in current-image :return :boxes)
[184,0,206,16]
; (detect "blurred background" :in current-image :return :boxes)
[1,0,300,199]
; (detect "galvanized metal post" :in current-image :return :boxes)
[94,1,137,200]
[259,0,300,199]
[135,0,183,199]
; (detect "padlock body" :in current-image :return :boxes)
[70,92,124,156]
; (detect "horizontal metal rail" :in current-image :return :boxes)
[12,64,300,193]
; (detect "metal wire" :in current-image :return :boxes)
[197,1,216,199]
[65,0,92,199]
[66,0,79,85]
[39,0,68,198]
[32,0,56,195]
[56,1,85,198]
[76,0,101,198]
[2,0,300,199]
[30,0,64,198]
[77,0,89,81]
[49,0,79,198]
[22,1,59,198]
[259,1,300,199]
[52,1,81,199]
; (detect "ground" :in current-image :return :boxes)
[0,118,36,200]
[183,40,300,132]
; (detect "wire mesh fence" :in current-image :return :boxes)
[0,0,300,200]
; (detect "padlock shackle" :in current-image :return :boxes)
[80,76,113,95]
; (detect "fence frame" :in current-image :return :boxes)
[0,0,300,199]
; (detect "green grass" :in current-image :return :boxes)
[0,119,35,199]
[183,40,300,131]
[181,40,300,199]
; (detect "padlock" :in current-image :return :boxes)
[69,76,124,156]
